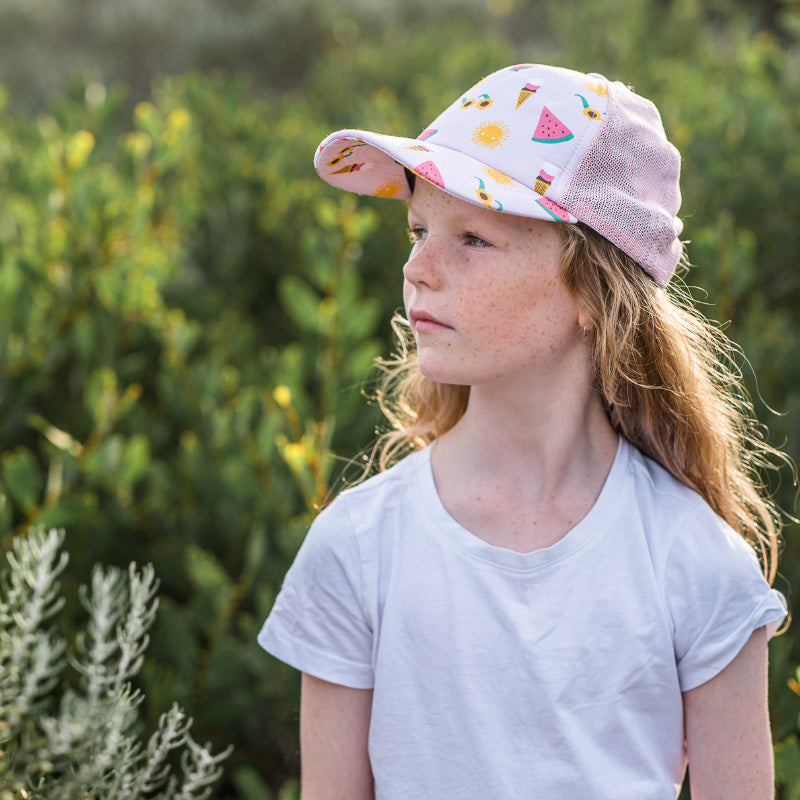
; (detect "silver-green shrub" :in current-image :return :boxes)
[0,528,229,799]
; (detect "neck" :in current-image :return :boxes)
[433,372,618,499]
[428,379,619,553]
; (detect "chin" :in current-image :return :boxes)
[416,357,481,387]
[416,358,463,386]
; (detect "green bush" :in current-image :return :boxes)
[0,69,393,795]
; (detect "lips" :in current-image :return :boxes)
[409,309,452,333]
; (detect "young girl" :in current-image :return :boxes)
[258,63,788,799]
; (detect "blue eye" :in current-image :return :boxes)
[465,233,490,247]
[407,227,426,244]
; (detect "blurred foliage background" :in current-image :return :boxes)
[0,0,799,797]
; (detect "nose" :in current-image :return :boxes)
[402,239,443,290]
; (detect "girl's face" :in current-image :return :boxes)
[403,179,585,390]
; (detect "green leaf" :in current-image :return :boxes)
[36,494,99,530]
[241,525,267,586]
[0,491,13,535]
[120,434,151,485]
[232,765,275,800]
[85,367,119,432]
[339,298,381,343]
[1,447,42,513]
[775,735,800,800]
[184,545,233,618]
[84,435,125,482]
[343,339,382,384]
[277,779,300,800]
[277,275,320,332]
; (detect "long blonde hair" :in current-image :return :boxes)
[371,222,787,584]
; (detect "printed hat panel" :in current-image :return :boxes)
[315,65,612,223]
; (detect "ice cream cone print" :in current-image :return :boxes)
[534,169,554,195]
[516,83,540,109]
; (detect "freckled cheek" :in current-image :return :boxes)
[461,287,541,354]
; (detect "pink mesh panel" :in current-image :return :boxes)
[559,82,683,286]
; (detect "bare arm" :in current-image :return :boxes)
[300,673,375,800]
[683,626,774,800]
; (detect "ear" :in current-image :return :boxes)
[576,306,593,332]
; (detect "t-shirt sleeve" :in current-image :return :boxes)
[665,502,786,692]
[257,497,374,689]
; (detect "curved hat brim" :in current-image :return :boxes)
[314,128,577,223]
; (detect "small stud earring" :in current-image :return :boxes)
[582,325,588,339]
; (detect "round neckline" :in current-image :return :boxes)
[413,436,630,572]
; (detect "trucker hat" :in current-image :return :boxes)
[314,63,683,286]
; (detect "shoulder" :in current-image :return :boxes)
[618,443,786,689]
[269,454,432,633]
[339,447,431,501]
[620,440,740,561]
[625,441,710,522]
[618,440,780,622]
[626,442,761,560]
[324,447,430,529]
[300,448,429,557]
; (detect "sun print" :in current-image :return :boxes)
[373,181,402,198]
[484,167,516,186]
[472,121,510,149]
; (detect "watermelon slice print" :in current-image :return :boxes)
[531,107,574,144]
[536,197,571,222]
[414,160,445,189]
[418,128,438,141]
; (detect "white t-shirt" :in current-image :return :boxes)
[258,437,786,800]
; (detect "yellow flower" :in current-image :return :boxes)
[476,187,493,206]
[273,385,292,409]
[66,130,95,171]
